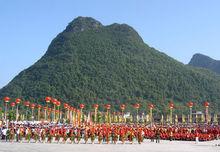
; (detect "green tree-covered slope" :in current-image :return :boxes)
[1,17,220,113]
[189,53,220,74]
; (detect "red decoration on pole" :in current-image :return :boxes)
[4,97,10,103]
[15,98,21,104]
[169,102,174,109]
[93,104,99,109]
[120,104,126,110]
[148,103,155,109]
[56,101,61,107]
[10,102,15,107]
[37,105,42,109]
[30,103,36,109]
[45,96,51,103]
[133,103,140,109]
[204,101,209,108]
[79,104,85,109]
[51,98,57,104]
[24,101,30,107]
[105,104,111,110]
[64,103,69,109]
[187,101,194,108]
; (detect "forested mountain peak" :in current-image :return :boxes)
[64,16,103,33]
[1,17,220,112]
[189,53,220,74]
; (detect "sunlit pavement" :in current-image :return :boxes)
[0,140,219,152]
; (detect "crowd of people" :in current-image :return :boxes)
[0,122,219,144]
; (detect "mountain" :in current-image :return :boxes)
[189,53,220,74]
[0,17,220,112]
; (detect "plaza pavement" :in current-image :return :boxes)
[0,140,219,152]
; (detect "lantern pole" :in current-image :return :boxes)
[4,103,7,121]
[161,114,164,126]
[73,109,76,126]
[108,109,110,124]
[32,108,34,121]
[189,107,192,123]
[57,106,60,122]
[53,104,56,122]
[38,107,40,121]
[44,107,47,121]
[80,108,82,124]
[121,109,124,123]
[16,104,19,121]
[150,108,153,125]
[93,105,98,124]
[170,108,173,124]
[120,104,125,123]
[4,97,10,121]
[169,102,174,124]
[45,97,51,121]
[204,101,210,124]
[11,104,14,111]
[26,106,28,120]
[148,104,154,126]
[95,107,97,124]
[205,106,208,123]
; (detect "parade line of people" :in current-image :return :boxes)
[0,122,219,144]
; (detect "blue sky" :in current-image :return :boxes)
[1,0,220,88]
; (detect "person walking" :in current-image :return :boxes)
[155,129,160,143]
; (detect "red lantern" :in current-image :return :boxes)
[45,96,51,103]
[187,101,194,108]
[4,96,10,103]
[105,104,111,110]
[79,104,85,109]
[204,101,209,108]
[56,101,61,107]
[64,103,69,109]
[120,104,126,110]
[24,101,30,107]
[15,98,21,104]
[37,105,42,109]
[93,104,99,109]
[52,98,57,104]
[10,102,15,107]
[148,103,154,109]
[133,103,140,109]
[30,103,36,109]
[169,102,174,109]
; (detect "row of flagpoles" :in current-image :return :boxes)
[1,96,218,125]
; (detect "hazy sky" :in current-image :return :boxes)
[1,0,220,88]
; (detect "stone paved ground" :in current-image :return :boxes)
[0,140,219,152]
